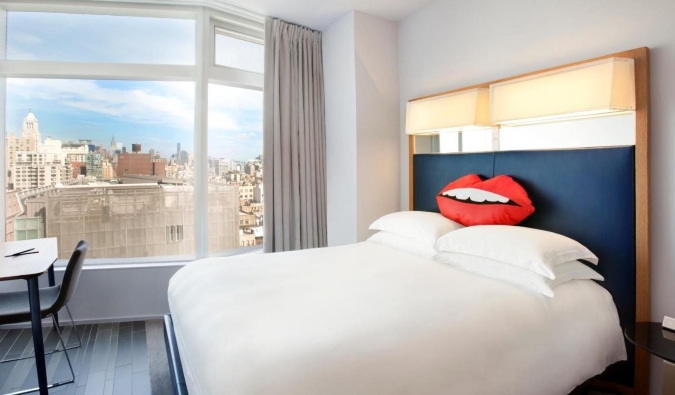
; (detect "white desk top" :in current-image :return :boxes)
[0,238,58,281]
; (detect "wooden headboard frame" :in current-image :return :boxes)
[407,47,650,395]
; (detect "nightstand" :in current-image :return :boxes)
[624,322,675,395]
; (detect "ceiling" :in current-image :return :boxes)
[83,0,435,30]
[141,0,434,30]
[198,0,436,30]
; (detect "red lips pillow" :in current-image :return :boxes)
[436,174,535,226]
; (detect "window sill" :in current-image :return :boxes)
[52,245,264,271]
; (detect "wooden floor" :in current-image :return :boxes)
[0,321,152,395]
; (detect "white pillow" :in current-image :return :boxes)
[369,211,463,246]
[434,252,604,297]
[434,225,598,279]
[367,231,437,259]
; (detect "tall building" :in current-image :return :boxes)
[5,109,43,186]
[22,109,41,142]
[12,151,73,189]
[110,135,117,154]
[177,143,180,159]
[85,153,103,179]
[5,133,37,185]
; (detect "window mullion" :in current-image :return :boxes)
[0,9,6,240]
[193,7,210,259]
[0,61,196,81]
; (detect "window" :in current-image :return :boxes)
[207,71,263,255]
[215,29,264,73]
[7,12,195,64]
[5,79,196,259]
[1,5,265,263]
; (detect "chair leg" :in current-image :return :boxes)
[65,305,82,348]
[1,317,75,395]
[50,315,75,382]
[51,305,81,354]
[1,306,82,364]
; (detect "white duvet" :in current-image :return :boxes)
[168,242,626,395]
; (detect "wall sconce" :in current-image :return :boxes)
[490,57,635,125]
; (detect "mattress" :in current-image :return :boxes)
[168,241,626,395]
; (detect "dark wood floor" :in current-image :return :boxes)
[0,321,152,395]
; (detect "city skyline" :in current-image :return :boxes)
[6,79,264,162]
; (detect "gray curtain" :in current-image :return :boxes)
[263,17,327,252]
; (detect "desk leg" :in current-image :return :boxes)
[27,277,48,395]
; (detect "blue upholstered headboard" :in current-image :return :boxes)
[413,146,636,386]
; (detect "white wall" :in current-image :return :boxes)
[324,11,358,246]
[398,0,675,392]
[0,265,181,324]
[354,11,400,240]
[324,11,400,245]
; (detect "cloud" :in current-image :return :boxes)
[208,84,263,133]
[7,79,195,130]
[12,33,44,45]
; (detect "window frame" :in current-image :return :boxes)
[0,1,265,266]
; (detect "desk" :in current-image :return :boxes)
[0,238,58,395]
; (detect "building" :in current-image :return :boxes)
[152,158,167,177]
[62,141,89,163]
[85,153,103,179]
[22,183,239,259]
[239,212,256,229]
[5,190,20,241]
[12,151,72,189]
[5,133,37,186]
[102,159,115,179]
[239,184,254,201]
[71,161,86,178]
[239,229,255,247]
[5,110,41,187]
[179,150,189,164]
[218,160,232,175]
[116,152,153,177]
[253,185,263,204]
[21,109,41,142]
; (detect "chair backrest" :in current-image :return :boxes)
[53,240,88,311]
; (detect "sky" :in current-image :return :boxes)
[5,12,264,162]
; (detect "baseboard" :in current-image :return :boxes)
[0,314,166,329]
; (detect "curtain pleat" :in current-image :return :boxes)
[263,18,327,252]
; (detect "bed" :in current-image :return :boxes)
[165,146,639,395]
[168,242,625,395]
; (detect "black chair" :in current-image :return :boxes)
[0,240,88,394]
